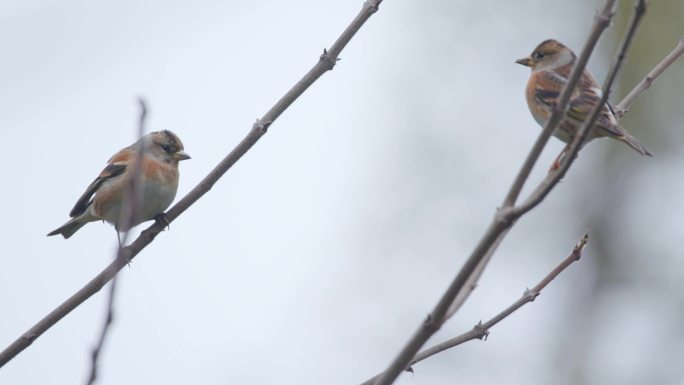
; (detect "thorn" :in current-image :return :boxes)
[405,366,414,374]
[364,0,382,11]
[319,48,338,70]
[575,232,590,252]
[474,321,490,340]
[253,119,272,134]
[524,287,540,301]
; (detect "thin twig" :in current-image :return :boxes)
[0,0,384,368]
[85,99,148,385]
[369,3,619,385]
[361,233,589,385]
[614,36,684,118]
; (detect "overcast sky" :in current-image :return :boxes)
[1,1,683,385]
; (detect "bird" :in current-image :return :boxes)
[47,130,190,239]
[516,39,651,165]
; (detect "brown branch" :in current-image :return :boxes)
[444,228,508,319]
[361,233,589,385]
[0,0,384,368]
[614,36,684,118]
[501,0,618,209]
[369,2,619,385]
[85,99,149,385]
[512,0,647,219]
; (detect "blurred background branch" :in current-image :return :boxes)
[85,99,148,385]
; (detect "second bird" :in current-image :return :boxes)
[516,39,651,158]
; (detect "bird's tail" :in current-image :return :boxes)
[620,133,652,156]
[47,217,87,239]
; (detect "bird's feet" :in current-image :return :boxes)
[549,159,561,172]
[155,213,171,230]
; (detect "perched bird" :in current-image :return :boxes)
[516,39,651,162]
[48,130,190,239]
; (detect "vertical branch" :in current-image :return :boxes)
[85,99,148,385]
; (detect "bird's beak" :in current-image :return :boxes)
[173,150,191,161]
[515,56,533,67]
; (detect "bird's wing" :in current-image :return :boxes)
[532,71,569,108]
[567,83,625,137]
[69,162,127,217]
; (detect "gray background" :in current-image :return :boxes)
[1,0,683,384]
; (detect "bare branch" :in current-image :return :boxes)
[85,274,117,385]
[369,3,619,385]
[85,98,148,385]
[444,228,508,319]
[513,0,647,219]
[0,1,384,368]
[502,0,619,208]
[361,234,589,385]
[614,35,684,118]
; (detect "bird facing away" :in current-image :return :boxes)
[516,39,651,157]
[48,130,191,239]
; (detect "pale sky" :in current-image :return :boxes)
[1,1,683,385]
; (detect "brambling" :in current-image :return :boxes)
[516,39,651,161]
[48,130,190,239]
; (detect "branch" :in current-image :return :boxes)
[361,233,589,385]
[502,0,619,208]
[513,0,647,219]
[614,36,684,118]
[85,99,149,385]
[0,0,384,368]
[444,228,508,319]
[369,2,619,385]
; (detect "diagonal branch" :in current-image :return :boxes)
[361,233,589,385]
[614,35,684,118]
[512,0,647,219]
[0,0,384,368]
[369,2,619,385]
[502,0,618,208]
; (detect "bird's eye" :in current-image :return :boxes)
[533,51,545,60]
[161,144,174,153]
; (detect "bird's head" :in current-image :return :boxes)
[516,39,576,71]
[144,130,191,164]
